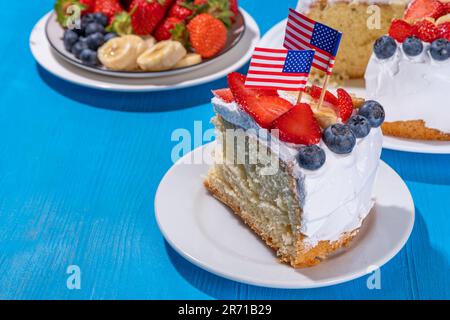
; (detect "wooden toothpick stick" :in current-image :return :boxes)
[317,73,330,110]
[296,91,303,105]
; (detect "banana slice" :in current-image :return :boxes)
[173,53,202,69]
[142,36,156,49]
[137,40,187,71]
[98,35,146,71]
[436,14,450,25]
[312,106,338,129]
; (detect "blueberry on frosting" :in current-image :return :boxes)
[374,36,397,60]
[402,36,423,57]
[297,145,326,171]
[347,115,371,138]
[323,124,356,154]
[430,39,450,61]
[358,101,385,128]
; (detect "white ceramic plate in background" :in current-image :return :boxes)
[155,142,415,289]
[259,19,450,155]
[30,9,260,92]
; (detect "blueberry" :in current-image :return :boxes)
[71,38,89,58]
[297,145,326,171]
[358,100,385,128]
[323,124,356,154]
[79,49,98,66]
[86,32,105,50]
[373,35,397,60]
[347,115,371,138]
[402,36,423,57]
[93,12,109,27]
[430,38,450,61]
[63,29,79,51]
[104,32,118,42]
[85,22,105,36]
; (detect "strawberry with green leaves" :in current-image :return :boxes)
[129,0,170,35]
[94,0,124,21]
[154,17,188,43]
[55,0,95,26]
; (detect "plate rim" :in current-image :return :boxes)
[260,19,450,155]
[44,11,247,79]
[29,9,260,92]
[154,142,415,289]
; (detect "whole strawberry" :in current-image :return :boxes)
[94,0,124,21]
[187,13,227,58]
[413,19,440,42]
[168,0,194,21]
[154,17,187,42]
[129,0,169,35]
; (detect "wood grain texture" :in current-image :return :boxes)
[0,0,449,299]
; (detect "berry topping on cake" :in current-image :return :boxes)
[297,145,326,171]
[212,88,234,103]
[374,35,397,59]
[347,115,371,138]
[430,38,450,60]
[402,36,424,56]
[404,0,446,21]
[389,19,413,42]
[438,22,450,40]
[305,85,338,106]
[336,88,354,122]
[270,103,322,145]
[358,101,386,128]
[227,72,278,104]
[412,19,440,42]
[228,73,292,128]
[323,124,356,154]
[245,96,293,128]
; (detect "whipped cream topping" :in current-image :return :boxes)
[365,45,450,134]
[212,96,382,246]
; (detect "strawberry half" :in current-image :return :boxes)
[389,19,413,42]
[270,103,322,145]
[336,89,354,123]
[413,19,440,42]
[212,88,234,103]
[305,85,338,106]
[438,22,450,41]
[404,0,446,21]
[227,72,278,105]
[227,73,292,128]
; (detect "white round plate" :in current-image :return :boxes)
[259,19,450,154]
[30,10,260,92]
[155,142,415,289]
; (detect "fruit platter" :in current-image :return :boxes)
[46,0,245,78]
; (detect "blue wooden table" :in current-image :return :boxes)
[1,0,449,300]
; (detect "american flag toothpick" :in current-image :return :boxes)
[245,47,315,104]
[283,8,342,109]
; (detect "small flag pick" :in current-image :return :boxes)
[283,8,343,109]
[244,47,315,104]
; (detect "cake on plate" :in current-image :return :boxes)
[296,0,408,80]
[204,72,386,268]
[365,0,450,140]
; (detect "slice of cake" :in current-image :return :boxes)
[297,0,408,80]
[365,0,450,140]
[204,72,386,268]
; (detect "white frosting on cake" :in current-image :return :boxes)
[212,96,382,246]
[365,46,450,134]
